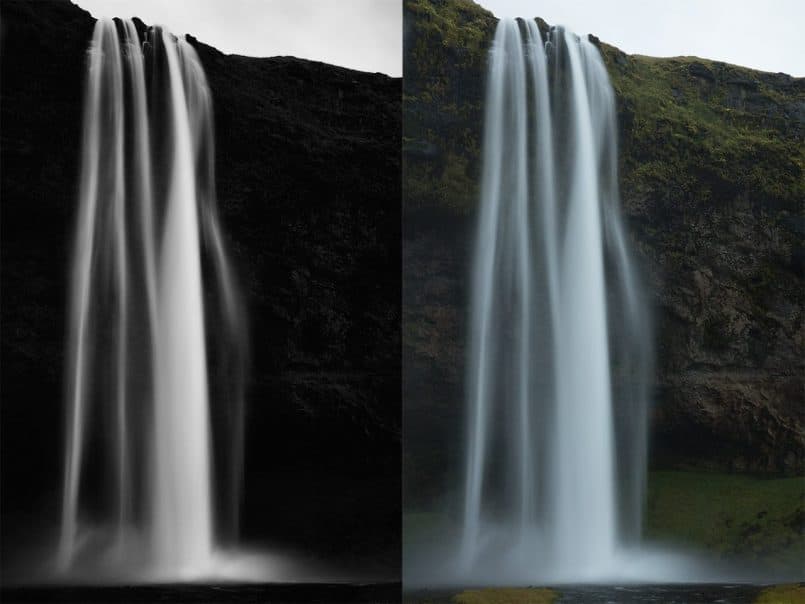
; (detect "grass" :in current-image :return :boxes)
[453,588,557,604]
[755,584,805,603]
[646,471,804,572]
[598,43,805,214]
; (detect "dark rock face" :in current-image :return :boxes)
[1,0,400,567]
[402,0,495,503]
[600,44,804,477]
[402,0,804,502]
[689,62,716,82]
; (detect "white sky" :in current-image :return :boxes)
[477,0,804,77]
[73,1,803,78]
[73,0,402,76]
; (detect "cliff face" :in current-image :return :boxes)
[403,0,804,500]
[600,44,804,475]
[1,0,400,563]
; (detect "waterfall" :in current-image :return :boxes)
[59,18,246,579]
[460,18,652,580]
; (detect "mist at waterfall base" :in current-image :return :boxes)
[11,18,336,586]
[404,18,747,587]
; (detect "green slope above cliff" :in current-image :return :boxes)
[602,46,804,211]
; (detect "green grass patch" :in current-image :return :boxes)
[453,588,557,604]
[646,471,805,572]
[755,584,805,603]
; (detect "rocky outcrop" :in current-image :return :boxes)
[403,0,804,501]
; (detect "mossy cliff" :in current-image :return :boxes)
[403,0,804,502]
[601,44,803,476]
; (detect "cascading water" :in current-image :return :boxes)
[59,18,246,579]
[459,18,652,581]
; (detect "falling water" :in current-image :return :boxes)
[59,18,246,579]
[460,18,652,580]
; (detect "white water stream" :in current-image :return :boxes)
[59,19,246,580]
[460,18,652,581]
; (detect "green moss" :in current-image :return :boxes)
[404,0,495,216]
[453,588,557,604]
[755,584,805,603]
[645,471,805,573]
[598,44,805,216]
[406,1,804,226]
[403,0,805,224]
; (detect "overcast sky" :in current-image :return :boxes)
[477,0,804,77]
[74,1,803,78]
[73,0,402,77]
